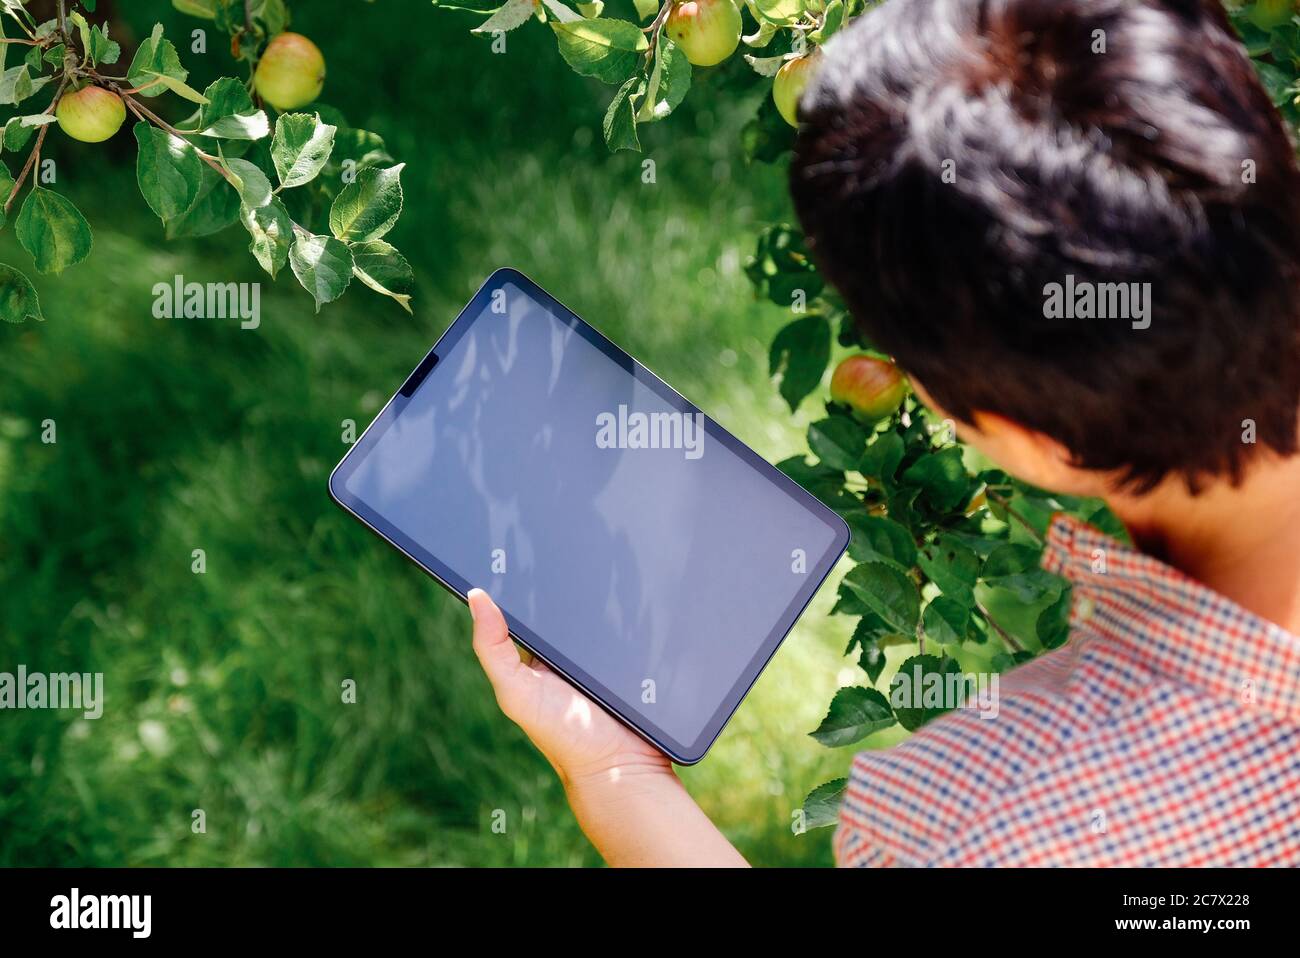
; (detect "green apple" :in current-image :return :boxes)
[254,32,326,111]
[773,53,821,127]
[830,355,909,421]
[56,85,127,143]
[665,0,742,68]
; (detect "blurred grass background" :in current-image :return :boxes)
[0,0,880,866]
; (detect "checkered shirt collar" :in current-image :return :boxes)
[1041,513,1300,725]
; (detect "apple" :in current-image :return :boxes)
[665,0,742,68]
[56,86,127,143]
[773,53,821,127]
[830,355,909,421]
[254,32,326,111]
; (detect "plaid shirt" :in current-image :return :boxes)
[835,514,1300,867]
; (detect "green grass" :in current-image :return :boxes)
[0,2,866,866]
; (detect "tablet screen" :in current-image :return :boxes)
[332,272,847,761]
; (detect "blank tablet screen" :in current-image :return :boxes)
[331,272,847,761]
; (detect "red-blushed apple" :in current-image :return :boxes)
[56,85,127,143]
[830,354,909,421]
[773,52,821,127]
[666,0,743,68]
[254,32,325,111]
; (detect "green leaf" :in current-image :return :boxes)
[848,612,899,685]
[891,654,962,731]
[68,11,118,67]
[0,262,41,323]
[981,542,1042,578]
[918,534,980,609]
[271,112,337,188]
[328,164,403,243]
[15,188,92,275]
[198,77,253,126]
[195,77,268,139]
[901,446,970,513]
[165,165,239,239]
[138,70,208,103]
[173,0,218,14]
[472,0,538,34]
[202,110,269,141]
[631,0,658,19]
[983,568,1064,604]
[0,64,51,106]
[290,232,353,312]
[551,19,648,84]
[350,239,414,313]
[223,156,273,209]
[845,514,917,568]
[922,595,970,647]
[800,778,847,830]
[810,0,844,42]
[637,37,691,123]
[808,415,868,472]
[253,0,290,34]
[859,431,905,486]
[809,685,895,747]
[127,23,188,98]
[776,454,858,513]
[841,561,920,634]
[752,0,805,25]
[0,1,34,30]
[1085,503,1131,544]
[768,315,829,413]
[1036,586,1074,649]
[602,75,641,152]
[242,198,292,279]
[2,116,33,152]
[134,122,203,224]
[89,23,121,65]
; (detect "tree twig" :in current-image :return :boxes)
[5,75,70,215]
[984,488,1044,545]
[975,598,1025,653]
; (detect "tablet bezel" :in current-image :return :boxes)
[328,267,850,764]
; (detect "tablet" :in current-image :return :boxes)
[329,268,849,763]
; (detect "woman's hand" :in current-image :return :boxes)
[467,588,749,867]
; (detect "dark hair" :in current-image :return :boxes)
[790,0,1300,492]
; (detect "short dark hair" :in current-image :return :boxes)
[790,0,1300,492]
